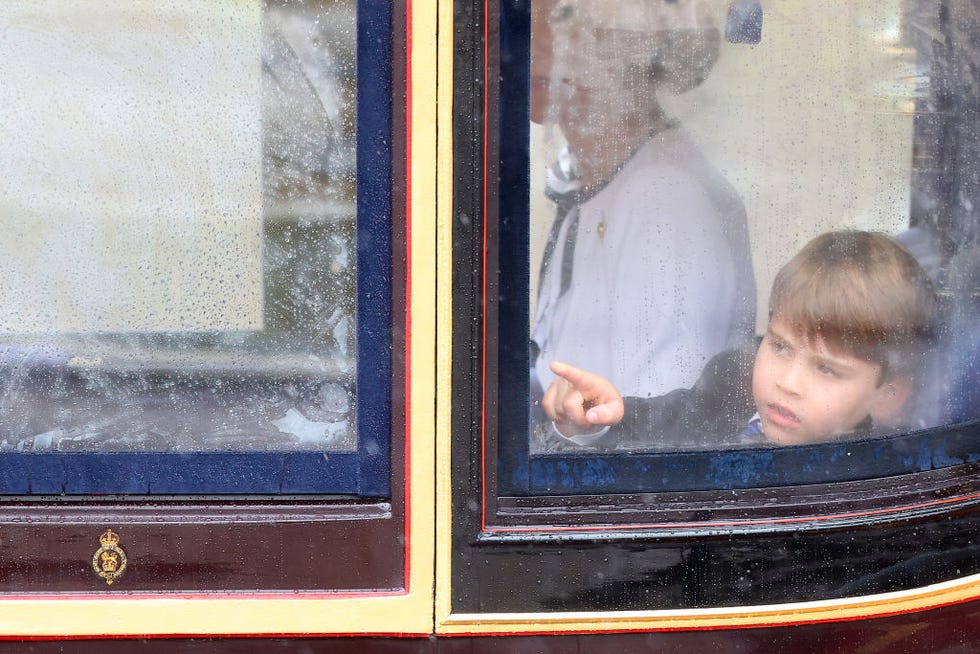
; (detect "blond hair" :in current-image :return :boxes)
[770,231,936,381]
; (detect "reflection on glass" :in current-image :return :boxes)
[530,0,979,452]
[0,0,358,452]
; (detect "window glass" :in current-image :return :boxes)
[0,0,361,455]
[524,0,979,460]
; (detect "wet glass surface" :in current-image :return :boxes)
[526,0,980,455]
[0,0,359,453]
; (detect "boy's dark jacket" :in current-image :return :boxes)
[606,348,756,450]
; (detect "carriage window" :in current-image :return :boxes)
[0,0,391,495]
[494,0,980,494]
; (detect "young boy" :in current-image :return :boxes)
[541,231,937,448]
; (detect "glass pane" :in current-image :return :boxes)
[0,0,359,453]
[528,0,978,454]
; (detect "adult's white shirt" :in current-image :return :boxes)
[532,126,756,398]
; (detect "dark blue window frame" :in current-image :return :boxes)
[0,0,393,497]
[495,1,980,496]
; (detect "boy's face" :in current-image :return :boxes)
[751,317,908,446]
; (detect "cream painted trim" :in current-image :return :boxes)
[437,571,980,634]
[0,595,430,638]
[433,0,457,630]
[0,0,438,637]
[403,0,441,636]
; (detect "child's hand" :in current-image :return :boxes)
[542,361,625,436]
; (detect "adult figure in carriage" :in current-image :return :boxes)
[530,0,757,424]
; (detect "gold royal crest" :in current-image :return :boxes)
[92,529,127,586]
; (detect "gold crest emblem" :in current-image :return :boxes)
[91,529,127,586]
